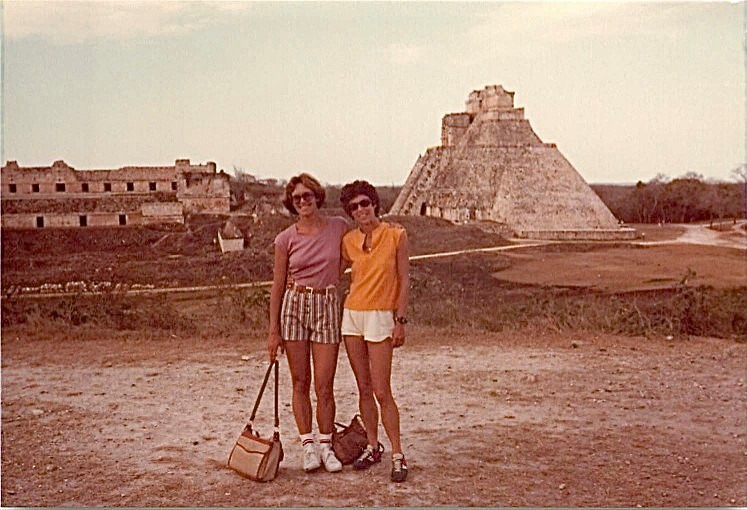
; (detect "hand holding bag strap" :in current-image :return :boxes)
[248,360,277,431]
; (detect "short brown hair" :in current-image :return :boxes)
[340,180,380,217]
[283,173,326,215]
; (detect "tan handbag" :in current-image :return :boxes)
[227,360,284,482]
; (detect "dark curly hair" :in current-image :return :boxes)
[282,173,326,215]
[340,180,380,218]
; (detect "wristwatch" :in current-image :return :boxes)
[394,315,408,325]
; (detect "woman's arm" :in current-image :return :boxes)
[339,227,351,277]
[392,230,410,348]
[339,255,350,277]
[268,244,288,362]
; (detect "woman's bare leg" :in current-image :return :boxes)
[367,338,402,454]
[311,342,339,435]
[344,335,379,447]
[284,341,312,434]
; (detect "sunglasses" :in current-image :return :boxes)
[292,192,315,205]
[347,198,372,211]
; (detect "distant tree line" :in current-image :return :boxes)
[227,167,402,214]
[324,185,401,214]
[228,165,747,225]
[592,167,746,224]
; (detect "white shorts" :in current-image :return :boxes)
[341,309,395,343]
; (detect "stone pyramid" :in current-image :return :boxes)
[390,85,635,240]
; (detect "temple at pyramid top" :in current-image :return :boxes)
[390,85,637,240]
[440,85,545,148]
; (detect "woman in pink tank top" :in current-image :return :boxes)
[267,173,349,474]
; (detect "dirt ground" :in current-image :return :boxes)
[1,221,745,507]
[495,244,747,291]
[493,222,746,292]
[2,327,745,507]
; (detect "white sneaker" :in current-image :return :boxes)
[302,442,321,472]
[320,445,343,473]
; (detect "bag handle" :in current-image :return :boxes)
[248,360,280,437]
[334,414,363,432]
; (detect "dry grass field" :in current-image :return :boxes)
[1,217,745,507]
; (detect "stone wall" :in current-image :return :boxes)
[141,203,184,222]
[180,197,231,214]
[466,85,515,114]
[1,194,178,214]
[177,170,231,214]
[0,210,185,229]
[441,114,472,147]
[1,160,178,196]
[518,228,638,240]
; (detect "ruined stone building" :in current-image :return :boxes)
[390,85,636,240]
[0,159,230,229]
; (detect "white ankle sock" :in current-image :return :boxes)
[318,432,333,449]
[300,432,315,448]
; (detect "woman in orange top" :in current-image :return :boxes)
[339,180,410,483]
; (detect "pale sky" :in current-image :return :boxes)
[2,1,744,185]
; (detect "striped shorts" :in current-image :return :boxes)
[280,288,341,344]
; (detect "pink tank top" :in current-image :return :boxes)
[274,216,349,288]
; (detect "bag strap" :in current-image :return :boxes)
[334,414,363,432]
[273,359,280,439]
[248,360,280,436]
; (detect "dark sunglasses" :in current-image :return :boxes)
[292,192,315,205]
[347,198,372,211]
